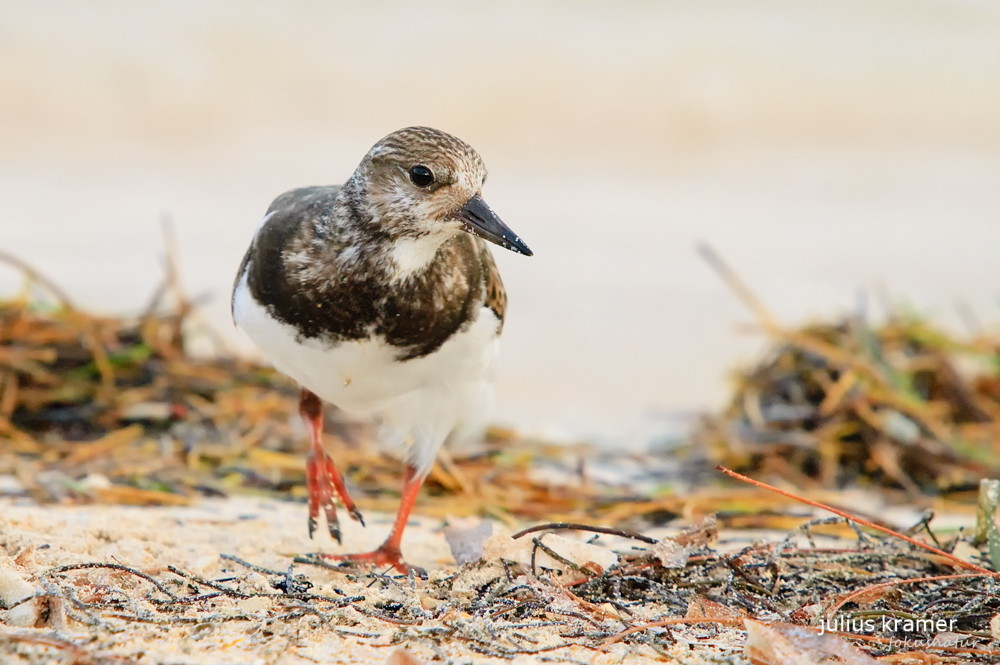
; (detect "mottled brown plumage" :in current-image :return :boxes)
[237,185,497,359]
[481,245,507,328]
[231,127,531,572]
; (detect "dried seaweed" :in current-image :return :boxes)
[3,495,999,662]
[4,249,1000,661]
[689,244,1000,496]
[0,252,614,523]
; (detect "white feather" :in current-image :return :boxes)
[389,230,460,282]
[232,272,499,475]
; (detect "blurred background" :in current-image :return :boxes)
[1,0,999,444]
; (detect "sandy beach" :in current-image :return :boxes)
[3,2,1000,662]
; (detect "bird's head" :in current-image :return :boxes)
[349,127,532,259]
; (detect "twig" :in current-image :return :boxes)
[293,555,357,573]
[220,553,286,576]
[0,248,76,309]
[723,553,773,597]
[825,572,985,618]
[512,522,657,545]
[165,565,250,598]
[39,562,179,601]
[545,608,602,627]
[696,242,782,335]
[0,630,139,664]
[601,616,745,648]
[716,465,998,576]
[531,537,598,578]
[352,605,418,625]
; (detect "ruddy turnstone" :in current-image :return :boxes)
[232,127,531,572]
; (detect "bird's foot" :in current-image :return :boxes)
[317,544,413,574]
[306,449,364,543]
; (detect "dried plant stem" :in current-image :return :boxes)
[825,572,985,618]
[601,616,744,648]
[0,248,76,309]
[716,465,997,576]
[697,243,783,335]
[512,522,658,545]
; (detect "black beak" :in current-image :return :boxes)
[454,194,533,256]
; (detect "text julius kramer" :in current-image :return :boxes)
[820,615,957,634]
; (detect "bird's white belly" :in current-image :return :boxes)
[232,273,499,472]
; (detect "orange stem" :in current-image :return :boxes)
[716,466,997,576]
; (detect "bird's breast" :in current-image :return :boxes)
[233,271,501,416]
[247,227,488,361]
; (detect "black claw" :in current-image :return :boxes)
[308,516,317,540]
[327,509,342,543]
[350,508,366,527]
[325,505,340,542]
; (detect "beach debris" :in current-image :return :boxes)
[691,244,1000,495]
[2,242,999,536]
[3,483,999,661]
[0,251,615,521]
[744,620,878,665]
[0,554,41,627]
[488,531,619,577]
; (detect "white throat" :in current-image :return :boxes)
[390,230,458,281]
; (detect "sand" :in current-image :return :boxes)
[0,497,745,664]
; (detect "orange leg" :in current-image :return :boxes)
[300,389,364,543]
[318,464,424,573]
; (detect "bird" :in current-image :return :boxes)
[231,127,532,572]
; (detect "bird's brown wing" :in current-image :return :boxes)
[480,244,507,331]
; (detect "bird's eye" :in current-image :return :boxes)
[409,165,434,188]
